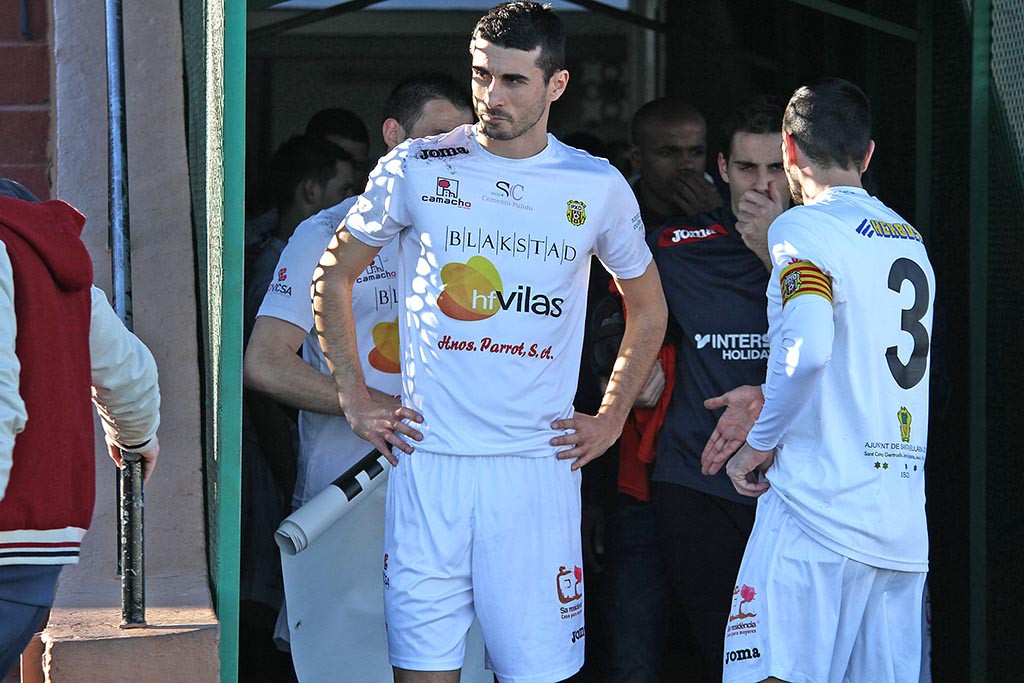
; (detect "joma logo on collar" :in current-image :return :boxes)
[417,146,469,159]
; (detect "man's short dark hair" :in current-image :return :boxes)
[305,108,370,145]
[630,97,705,147]
[721,96,784,159]
[471,1,565,82]
[783,78,871,170]
[382,73,472,133]
[269,135,353,213]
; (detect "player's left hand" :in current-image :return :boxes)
[701,384,764,475]
[735,181,786,268]
[551,411,621,471]
[726,442,775,497]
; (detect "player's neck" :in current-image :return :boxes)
[474,121,550,160]
[800,170,865,204]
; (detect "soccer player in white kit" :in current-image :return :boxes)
[245,75,474,509]
[313,3,668,681]
[721,78,935,683]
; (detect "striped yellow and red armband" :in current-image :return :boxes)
[779,260,832,306]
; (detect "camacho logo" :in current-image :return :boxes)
[437,255,565,321]
[368,318,400,373]
[422,177,472,209]
[556,565,583,604]
[566,199,587,227]
[898,406,912,443]
[436,177,458,198]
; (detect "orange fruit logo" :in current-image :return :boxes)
[368,318,401,373]
[437,256,503,321]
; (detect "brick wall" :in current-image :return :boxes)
[0,0,50,199]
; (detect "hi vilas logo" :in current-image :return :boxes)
[437,255,564,321]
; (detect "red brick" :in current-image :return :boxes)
[0,164,50,200]
[0,44,50,104]
[0,0,48,42]
[0,109,49,164]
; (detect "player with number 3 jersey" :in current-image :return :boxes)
[722,79,934,683]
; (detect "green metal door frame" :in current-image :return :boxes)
[219,2,245,682]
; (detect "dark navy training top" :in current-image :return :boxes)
[650,207,770,505]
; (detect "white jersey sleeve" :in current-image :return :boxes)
[89,286,161,452]
[593,172,651,280]
[747,212,838,450]
[344,142,416,247]
[257,198,356,332]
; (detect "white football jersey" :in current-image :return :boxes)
[344,124,651,457]
[257,197,402,507]
[747,186,935,571]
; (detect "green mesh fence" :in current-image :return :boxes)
[986,1,1024,678]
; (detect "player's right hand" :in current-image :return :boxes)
[726,442,775,497]
[344,394,424,466]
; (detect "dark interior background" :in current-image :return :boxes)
[245,1,1024,679]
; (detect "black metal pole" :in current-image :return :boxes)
[119,452,146,628]
[104,0,145,627]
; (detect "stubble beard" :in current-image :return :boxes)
[477,98,547,142]
[784,164,804,206]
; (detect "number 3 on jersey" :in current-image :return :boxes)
[885,258,930,390]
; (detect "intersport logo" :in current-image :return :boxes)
[437,255,564,321]
[694,332,769,360]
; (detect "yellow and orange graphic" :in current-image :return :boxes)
[780,260,832,307]
[437,256,503,321]
[368,318,401,373]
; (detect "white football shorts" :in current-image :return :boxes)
[722,488,926,683]
[383,450,585,683]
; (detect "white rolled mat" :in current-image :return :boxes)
[275,451,489,682]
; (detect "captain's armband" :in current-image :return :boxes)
[780,260,832,306]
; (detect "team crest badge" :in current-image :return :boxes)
[566,200,587,227]
[898,406,912,442]
[779,260,832,306]
[781,269,802,299]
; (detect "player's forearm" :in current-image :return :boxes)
[600,271,667,425]
[747,297,834,450]
[312,251,372,411]
[243,344,344,415]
